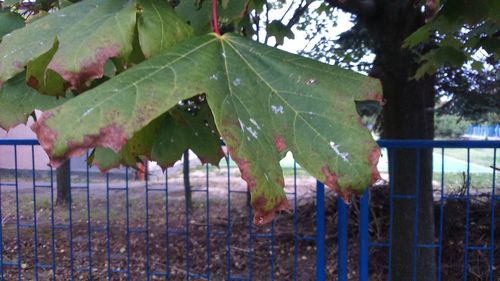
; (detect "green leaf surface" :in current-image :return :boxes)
[0,10,24,39]
[26,39,67,96]
[32,33,382,224]
[45,0,137,89]
[414,46,467,79]
[151,99,223,168]
[0,73,69,130]
[0,0,104,86]
[404,0,499,77]
[0,0,196,93]
[92,99,223,171]
[136,0,193,58]
[175,0,247,35]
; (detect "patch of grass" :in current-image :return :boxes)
[433,172,499,193]
[439,148,499,167]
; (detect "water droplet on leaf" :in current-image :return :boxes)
[233,78,241,86]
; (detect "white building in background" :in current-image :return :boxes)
[0,118,183,179]
[0,118,51,170]
[0,118,98,172]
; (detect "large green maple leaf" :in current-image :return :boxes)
[32,33,382,225]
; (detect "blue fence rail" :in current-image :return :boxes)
[0,139,498,280]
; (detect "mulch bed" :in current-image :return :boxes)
[0,185,498,280]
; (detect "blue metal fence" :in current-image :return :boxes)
[0,139,498,280]
[466,124,500,139]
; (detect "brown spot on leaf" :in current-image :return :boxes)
[357,116,364,127]
[27,76,39,89]
[32,112,128,168]
[48,46,120,90]
[31,112,58,159]
[321,165,351,203]
[274,135,287,153]
[252,196,290,226]
[369,145,382,184]
[276,177,285,187]
[366,91,384,106]
[227,146,257,192]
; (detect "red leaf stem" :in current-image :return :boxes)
[212,0,220,35]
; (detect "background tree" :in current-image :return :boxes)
[183,149,192,210]
[56,160,71,205]
[291,0,498,279]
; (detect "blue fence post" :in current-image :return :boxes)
[359,189,369,281]
[14,145,21,281]
[489,148,497,281]
[337,197,349,281]
[316,181,326,280]
[0,151,3,281]
[31,145,39,281]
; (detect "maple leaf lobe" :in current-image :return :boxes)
[48,46,120,90]
[253,196,290,226]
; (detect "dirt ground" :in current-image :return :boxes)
[0,167,498,280]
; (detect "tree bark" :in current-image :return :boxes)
[375,57,437,280]
[56,159,71,206]
[362,1,437,280]
[183,150,192,210]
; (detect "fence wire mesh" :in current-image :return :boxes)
[0,139,498,280]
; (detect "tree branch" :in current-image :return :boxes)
[285,0,311,30]
[325,0,376,18]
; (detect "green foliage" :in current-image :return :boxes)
[0,0,192,93]
[266,20,294,45]
[91,97,223,170]
[298,12,374,73]
[0,72,69,129]
[0,10,24,39]
[2,0,20,6]
[404,0,500,78]
[0,0,382,224]
[434,114,470,138]
[436,61,500,123]
[137,0,193,58]
[175,0,247,35]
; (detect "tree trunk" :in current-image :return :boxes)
[56,159,71,206]
[325,1,438,278]
[371,40,437,281]
[183,150,192,210]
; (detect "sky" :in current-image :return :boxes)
[257,2,375,72]
[255,1,355,55]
